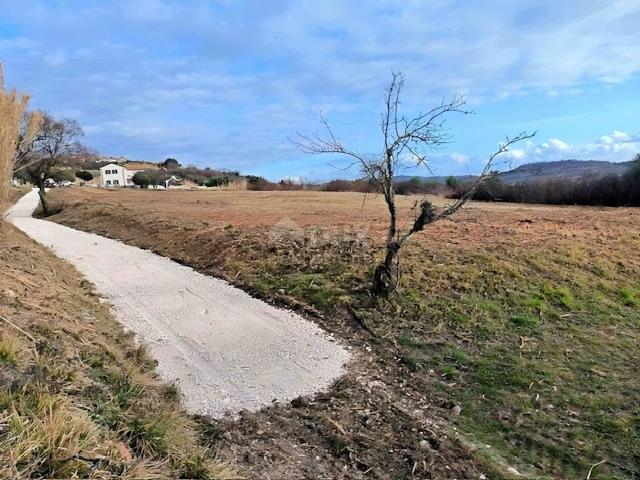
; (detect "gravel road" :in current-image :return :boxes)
[8,190,350,417]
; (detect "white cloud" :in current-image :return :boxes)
[450,152,470,164]
[505,131,640,165]
[506,148,526,160]
[601,130,632,144]
[547,138,571,151]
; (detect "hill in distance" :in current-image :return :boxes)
[396,159,634,185]
[498,159,634,184]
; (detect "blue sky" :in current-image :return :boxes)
[1,0,639,180]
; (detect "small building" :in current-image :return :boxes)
[99,163,129,187]
[99,160,177,188]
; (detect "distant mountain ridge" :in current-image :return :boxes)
[498,159,634,185]
[396,159,634,185]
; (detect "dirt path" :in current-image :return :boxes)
[7,190,349,418]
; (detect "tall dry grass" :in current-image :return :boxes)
[0,64,30,217]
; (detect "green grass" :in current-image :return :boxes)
[620,287,639,306]
[508,314,540,330]
[241,234,640,478]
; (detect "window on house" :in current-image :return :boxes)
[106,180,111,185]
[106,170,111,174]
[113,180,119,185]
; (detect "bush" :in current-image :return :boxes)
[132,171,151,188]
[50,169,76,182]
[204,176,228,188]
[160,158,181,169]
[246,176,271,190]
[446,176,460,188]
[75,170,93,181]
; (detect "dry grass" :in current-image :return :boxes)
[0,331,22,364]
[0,223,238,479]
[0,70,28,218]
[45,187,640,242]
[0,391,105,478]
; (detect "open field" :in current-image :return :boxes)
[47,187,640,479]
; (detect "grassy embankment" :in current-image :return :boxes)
[48,188,640,479]
[0,212,236,478]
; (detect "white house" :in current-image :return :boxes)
[99,163,131,187]
[99,161,172,188]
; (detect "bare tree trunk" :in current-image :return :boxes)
[372,240,399,296]
[37,182,49,215]
[373,159,400,296]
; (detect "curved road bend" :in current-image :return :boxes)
[7,190,350,418]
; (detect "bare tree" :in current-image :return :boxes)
[294,72,534,296]
[12,110,44,172]
[18,113,84,215]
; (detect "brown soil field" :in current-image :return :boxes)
[46,187,640,479]
[47,187,640,246]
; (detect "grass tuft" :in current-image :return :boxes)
[620,287,639,307]
[0,332,21,365]
[0,391,104,479]
[508,314,540,330]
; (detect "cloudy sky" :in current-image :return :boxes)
[1,0,639,180]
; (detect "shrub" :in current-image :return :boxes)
[446,175,460,188]
[160,158,180,169]
[246,176,272,190]
[75,170,93,181]
[50,169,76,182]
[204,176,228,188]
[132,171,151,188]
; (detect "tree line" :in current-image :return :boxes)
[452,156,640,207]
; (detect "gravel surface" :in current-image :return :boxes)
[8,190,350,417]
